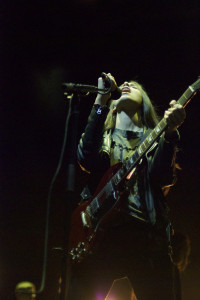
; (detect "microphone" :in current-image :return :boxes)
[62,83,107,94]
[101,72,121,99]
[62,73,122,99]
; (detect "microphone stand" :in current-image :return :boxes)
[58,81,120,300]
[58,91,80,300]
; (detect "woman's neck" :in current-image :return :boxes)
[115,111,143,131]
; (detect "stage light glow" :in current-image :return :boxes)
[95,291,105,300]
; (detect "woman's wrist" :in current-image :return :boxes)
[95,93,110,106]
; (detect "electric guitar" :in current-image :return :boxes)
[69,77,200,263]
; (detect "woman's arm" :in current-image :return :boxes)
[148,131,179,187]
[148,100,185,186]
[77,73,117,172]
[77,104,109,172]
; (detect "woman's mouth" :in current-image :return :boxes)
[122,87,130,94]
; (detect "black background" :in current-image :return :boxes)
[1,0,200,299]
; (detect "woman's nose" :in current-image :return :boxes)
[123,81,129,86]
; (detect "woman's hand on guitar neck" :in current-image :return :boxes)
[164,100,186,139]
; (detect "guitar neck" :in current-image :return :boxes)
[178,84,197,107]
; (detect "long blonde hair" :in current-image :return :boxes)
[104,80,159,131]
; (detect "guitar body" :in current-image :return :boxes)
[69,200,93,263]
[93,162,122,195]
[69,162,124,263]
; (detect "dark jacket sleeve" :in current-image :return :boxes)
[147,131,180,187]
[77,104,110,172]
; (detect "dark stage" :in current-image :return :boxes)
[1,0,200,299]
